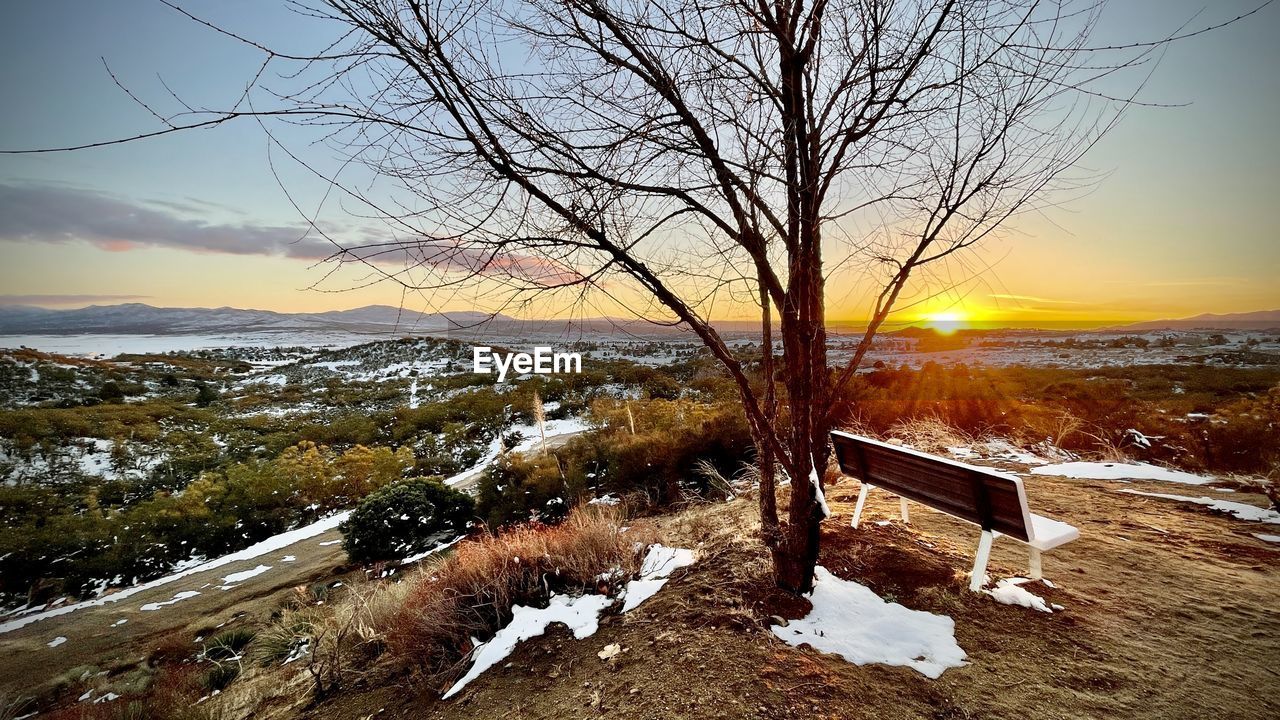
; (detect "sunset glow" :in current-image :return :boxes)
[922,311,968,335]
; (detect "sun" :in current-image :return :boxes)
[922,311,968,335]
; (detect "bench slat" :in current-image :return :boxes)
[831,432,1031,542]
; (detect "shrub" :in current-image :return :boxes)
[586,398,754,503]
[203,628,256,662]
[386,507,648,682]
[475,452,579,529]
[340,478,474,563]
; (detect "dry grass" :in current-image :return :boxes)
[188,506,654,717]
[386,506,652,685]
[883,415,986,454]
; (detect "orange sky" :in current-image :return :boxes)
[0,1,1277,328]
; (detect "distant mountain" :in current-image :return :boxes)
[1117,309,1280,331]
[0,303,514,335]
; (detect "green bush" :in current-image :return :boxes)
[475,453,581,529]
[340,477,474,563]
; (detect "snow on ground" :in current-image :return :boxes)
[771,566,966,679]
[985,578,1060,613]
[0,512,350,634]
[441,544,695,699]
[1254,534,1280,543]
[140,590,201,611]
[1032,461,1212,485]
[220,564,272,585]
[621,545,697,613]
[46,636,67,648]
[1119,490,1280,524]
[400,536,464,565]
[0,332,370,358]
[443,593,614,699]
[983,439,1051,465]
[443,415,591,488]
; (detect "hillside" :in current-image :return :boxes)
[1118,309,1280,331]
[5,461,1276,720]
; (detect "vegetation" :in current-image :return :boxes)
[339,478,474,563]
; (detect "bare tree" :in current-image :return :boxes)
[8,0,1262,592]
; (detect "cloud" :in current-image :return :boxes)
[0,182,338,260]
[0,182,584,285]
[0,294,151,306]
[987,294,1082,305]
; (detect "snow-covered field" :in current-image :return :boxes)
[0,332,375,358]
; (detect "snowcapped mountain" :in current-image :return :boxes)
[0,303,514,334]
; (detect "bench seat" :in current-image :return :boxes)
[1026,514,1079,551]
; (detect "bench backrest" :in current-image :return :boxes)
[830,431,1032,541]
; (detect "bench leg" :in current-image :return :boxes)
[1029,549,1042,580]
[899,497,910,525]
[969,530,994,592]
[851,484,872,528]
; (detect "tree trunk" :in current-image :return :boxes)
[773,236,829,594]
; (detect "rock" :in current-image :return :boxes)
[769,615,789,627]
[598,643,622,660]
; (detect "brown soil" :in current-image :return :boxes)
[11,473,1280,719]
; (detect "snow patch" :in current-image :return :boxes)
[140,590,201,611]
[620,545,697,613]
[985,577,1055,613]
[400,536,464,565]
[220,564,272,585]
[1119,490,1280,524]
[47,635,67,648]
[1032,461,1211,485]
[443,593,613,699]
[1253,534,1280,543]
[810,467,831,520]
[771,566,966,679]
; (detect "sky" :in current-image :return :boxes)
[0,0,1277,327]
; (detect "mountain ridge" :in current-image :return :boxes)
[0,303,514,335]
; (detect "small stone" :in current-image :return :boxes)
[629,687,640,695]
[769,615,788,627]
[598,643,622,660]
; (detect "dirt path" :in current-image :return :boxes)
[0,523,350,697]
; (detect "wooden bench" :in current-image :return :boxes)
[830,431,1079,591]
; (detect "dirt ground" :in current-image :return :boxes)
[306,472,1279,720]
